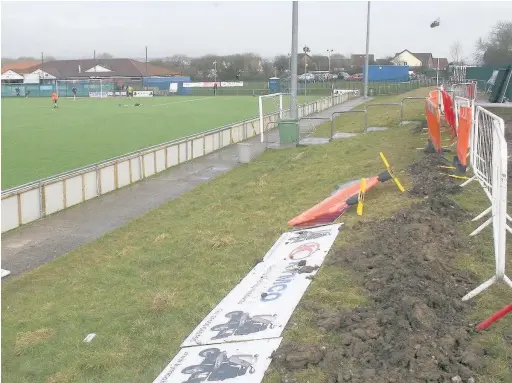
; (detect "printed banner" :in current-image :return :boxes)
[221,81,244,87]
[153,338,282,383]
[182,224,342,347]
[133,90,153,98]
[182,82,244,88]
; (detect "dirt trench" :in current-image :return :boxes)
[272,155,488,383]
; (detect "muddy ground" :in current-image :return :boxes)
[272,155,488,383]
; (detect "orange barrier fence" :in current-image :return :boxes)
[455,105,472,170]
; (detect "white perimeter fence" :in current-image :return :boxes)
[1,94,353,233]
[443,83,512,300]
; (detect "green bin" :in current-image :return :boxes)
[278,120,299,144]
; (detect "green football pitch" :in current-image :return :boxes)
[1,95,319,189]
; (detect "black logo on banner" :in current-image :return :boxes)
[286,230,331,245]
[181,348,258,382]
[210,311,277,340]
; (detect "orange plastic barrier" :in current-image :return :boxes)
[288,177,380,227]
[455,105,472,169]
[425,92,442,153]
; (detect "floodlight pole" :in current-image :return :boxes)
[363,1,371,99]
[213,61,217,83]
[431,18,441,87]
[327,49,333,73]
[290,1,299,120]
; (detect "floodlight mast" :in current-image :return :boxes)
[290,1,299,120]
[430,18,441,87]
[363,1,371,99]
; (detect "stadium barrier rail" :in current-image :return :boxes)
[461,106,512,300]
[1,94,349,233]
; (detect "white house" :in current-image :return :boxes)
[391,50,433,68]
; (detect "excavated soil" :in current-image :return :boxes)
[272,155,487,383]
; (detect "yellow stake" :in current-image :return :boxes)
[440,172,470,180]
[439,165,456,170]
[379,152,406,192]
[357,178,366,216]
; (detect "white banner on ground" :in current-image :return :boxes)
[153,338,282,383]
[182,224,342,347]
[133,90,153,98]
[1,269,10,278]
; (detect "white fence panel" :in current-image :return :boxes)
[2,196,19,232]
[65,175,83,208]
[84,171,98,200]
[187,141,192,160]
[21,189,40,224]
[143,154,156,178]
[166,145,179,167]
[129,158,142,182]
[117,160,131,188]
[192,138,203,158]
[155,149,166,172]
[232,124,242,143]
[100,165,116,193]
[45,182,64,215]
[204,134,215,154]
[221,129,231,147]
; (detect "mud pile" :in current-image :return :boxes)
[273,155,485,383]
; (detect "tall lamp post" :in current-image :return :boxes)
[363,1,371,99]
[327,49,333,73]
[430,17,440,87]
[213,60,217,83]
[290,2,298,120]
[303,45,310,96]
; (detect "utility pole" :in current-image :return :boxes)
[94,50,96,60]
[363,1,371,99]
[290,1,298,120]
[41,52,44,65]
[327,49,333,73]
[213,61,217,83]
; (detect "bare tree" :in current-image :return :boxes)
[449,42,463,64]
[475,21,512,66]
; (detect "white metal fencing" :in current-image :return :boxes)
[1,94,350,233]
[461,106,512,300]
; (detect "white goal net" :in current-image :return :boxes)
[56,79,112,98]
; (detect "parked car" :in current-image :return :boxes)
[298,73,315,83]
[337,72,350,80]
[348,73,363,81]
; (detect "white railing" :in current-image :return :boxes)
[461,106,512,300]
[1,94,350,233]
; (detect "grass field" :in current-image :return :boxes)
[1,95,319,189]
[2,88,510,383]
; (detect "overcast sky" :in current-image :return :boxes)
[2,1,511,62]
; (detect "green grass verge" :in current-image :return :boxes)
[1,95,318,189]
[2,88,510,383]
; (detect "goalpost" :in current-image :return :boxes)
[56,79,109,98]
[259,93,288,143]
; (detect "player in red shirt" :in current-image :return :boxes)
[52,92,58,109]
